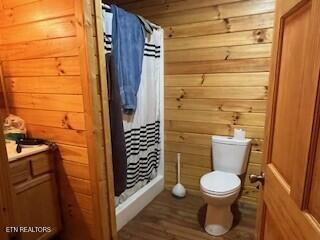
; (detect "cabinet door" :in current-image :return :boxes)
[15,174,60,240]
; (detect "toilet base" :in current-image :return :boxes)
[204,204,233,236]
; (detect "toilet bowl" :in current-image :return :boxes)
[200,171,241,236]
[200,135,251,236]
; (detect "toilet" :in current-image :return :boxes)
[200,135,251,236]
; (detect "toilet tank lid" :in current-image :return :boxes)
[212,136,251,146]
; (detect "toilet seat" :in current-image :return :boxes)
[200,171,241,196]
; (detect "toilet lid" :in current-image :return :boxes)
[200,171,241,195]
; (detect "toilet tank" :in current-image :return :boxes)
[212,136,251,175]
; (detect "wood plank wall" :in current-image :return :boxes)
[0,0,113,239]
[110,0,275,205]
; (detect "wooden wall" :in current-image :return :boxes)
[0,0,114,239]
[111,0,275,205]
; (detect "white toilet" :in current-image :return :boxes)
[200,135,251,236]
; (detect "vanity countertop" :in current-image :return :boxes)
[6,141,49,162]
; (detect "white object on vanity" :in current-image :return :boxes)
[200,134,251,236]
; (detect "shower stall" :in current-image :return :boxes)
[101,3,165,230]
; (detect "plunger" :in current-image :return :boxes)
[171,153,186,198]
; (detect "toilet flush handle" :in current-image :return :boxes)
[249,172,265,186]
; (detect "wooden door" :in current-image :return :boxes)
[257,0,320,239]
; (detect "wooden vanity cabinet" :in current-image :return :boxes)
[9,151,61,240]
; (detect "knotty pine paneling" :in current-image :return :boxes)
[0,37,79,61]
[164,13,274,38]
[166,58,271,74]
[165,86,268,99]
[0,0,74,27]
[11,108,86,130]
[2,57,81,76]
[165,99,267,112]
[7,93,84,112]
[57,144,89,164]
[165,72,269,87]
[0,0,112,239]
[113,0,275,205]
[165,43,272,62]
[5,76,82,94]
[0,16,77,45]
[165,29,273,50]
[1,0,37,9]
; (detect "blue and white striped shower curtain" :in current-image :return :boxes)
[102,4,162,204]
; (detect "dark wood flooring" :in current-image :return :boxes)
[118,191,257,240]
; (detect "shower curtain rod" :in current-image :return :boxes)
[102,2,161,30]
[143,18,161,30]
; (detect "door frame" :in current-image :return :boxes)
[86,0,118,239]
[0,136,12,240]
[0,64,15,239]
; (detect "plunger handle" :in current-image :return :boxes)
[177,153,181,183]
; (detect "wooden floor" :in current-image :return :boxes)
[118,191,257,240]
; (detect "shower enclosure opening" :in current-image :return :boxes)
[101,3,165,230]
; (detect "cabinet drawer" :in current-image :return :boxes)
[30,152,53,176]
[10,160,31,185]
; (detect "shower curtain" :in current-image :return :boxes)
[102,4,163,205]
[119,31,162,203]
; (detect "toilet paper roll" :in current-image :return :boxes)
[234,128,246,140]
